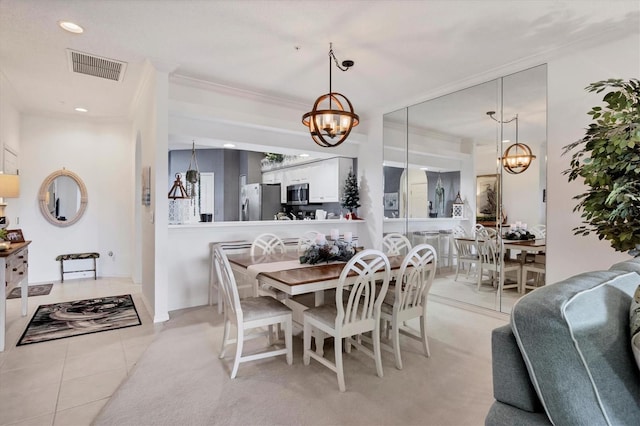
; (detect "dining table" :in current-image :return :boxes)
[226,251,405,306]
[454,236,546,291]
[226,250,406,355]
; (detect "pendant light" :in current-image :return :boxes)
[487,111,536,174]
[302,43,359,148]
[186,140,200,184]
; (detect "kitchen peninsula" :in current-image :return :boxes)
[167,218,366,312]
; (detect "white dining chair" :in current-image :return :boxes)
[213,244,293,379]
[303,249,391,392]
[297,231,323,254]
[250,233,287,300]
[522,253,546,293]
[380,244,437,370]
[453,238,479,281]
[529,224,546,239]
[251,233,286,255]
[382,232,412,256]
[476,238,521,292]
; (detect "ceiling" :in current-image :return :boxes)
[1,0,638,133]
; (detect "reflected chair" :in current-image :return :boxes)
[303,249,391,392]
[530,224,546,239]
[380,244,437,369]
[213,244,293,379]
[453,238,479,281]
[476,238,521,292]
[522,253,546,293]
[382,232,412,256]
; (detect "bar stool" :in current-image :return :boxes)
[438,229,454,268]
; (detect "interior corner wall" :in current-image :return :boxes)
[131,62,170,323]
[19,115,133,283]
[546,31,640,283]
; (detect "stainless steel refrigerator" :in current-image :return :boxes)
[240,183,281,221]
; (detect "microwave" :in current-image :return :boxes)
[286,183,309,205]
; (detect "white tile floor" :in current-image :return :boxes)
[0,278,160,426]
[0,271,517,426]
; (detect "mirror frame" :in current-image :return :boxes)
[38,169,88,227]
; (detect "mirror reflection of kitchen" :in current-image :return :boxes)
[46,176,80,222]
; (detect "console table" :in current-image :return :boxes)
[1,241,31,351]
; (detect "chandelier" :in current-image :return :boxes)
[487,111,536,174]
[302,43,359,148]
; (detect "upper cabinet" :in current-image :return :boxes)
[262,157,353,204]
[308,157,353,203]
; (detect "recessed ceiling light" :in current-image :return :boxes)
[74,107,88,113]
[223,143,235,148]
[59,21,84,34]
[502,139,511,143]
[299,153,309,158]
[420,167,429,171]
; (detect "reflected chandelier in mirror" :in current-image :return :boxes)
[38,169,88,227]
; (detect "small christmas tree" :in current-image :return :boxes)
[341,169,361,218]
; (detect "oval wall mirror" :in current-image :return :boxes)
[38,169,88,227]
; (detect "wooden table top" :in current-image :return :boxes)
[0,241,31,258]
[227,252,405,288]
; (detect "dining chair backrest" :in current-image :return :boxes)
[394,244,437,314]
[476,226,497,240]
[212,244,242,322]
[382,233,412,256]
[334,249,390,331]
[477,238,500,266]
[530,224,546,239]
[454,237,477,258]
[251,233,285,255]
[297,231,322,253]
[451,225,467,238]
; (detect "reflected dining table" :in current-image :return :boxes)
[454,237,546,291]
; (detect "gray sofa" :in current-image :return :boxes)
[485,258,640,425]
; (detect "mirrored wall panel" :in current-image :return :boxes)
[383,64,547,314]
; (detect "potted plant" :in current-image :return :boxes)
[341,169,361,219]
[563,78,640,255]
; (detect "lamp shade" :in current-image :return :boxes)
[0,174,20,198]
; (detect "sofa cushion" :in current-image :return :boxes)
[511,269,640,426]
[632,285,640,370]
[491,325,542,412]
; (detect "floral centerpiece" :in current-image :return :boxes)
[504,227,535,241]
[299,239,356,265]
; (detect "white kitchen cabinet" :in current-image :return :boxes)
[265,157,353,204]
[308,157,353,203]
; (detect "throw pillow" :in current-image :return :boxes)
[632,285,640,370]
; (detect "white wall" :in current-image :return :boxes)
[19,115,133,283]
[546,32,639,282]
[0,73,21,167]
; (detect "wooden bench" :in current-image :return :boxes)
[55,252,100,283]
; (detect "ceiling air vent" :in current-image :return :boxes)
[67,49,127,82]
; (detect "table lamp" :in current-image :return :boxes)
[0,173,20,229]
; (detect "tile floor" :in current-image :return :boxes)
[0,278,159,426]
[1,271,516,426]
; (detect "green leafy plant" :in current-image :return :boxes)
[341,169,361,214]
[562,78,640,254]
[264,153,284,163]
[299,240,355,265]
[0,229,6,241]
